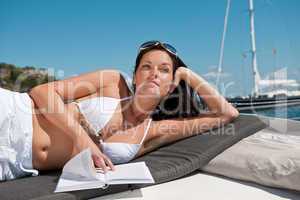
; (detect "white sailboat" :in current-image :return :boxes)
[217,0,300,111]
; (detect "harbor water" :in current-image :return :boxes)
[241,105,300,121]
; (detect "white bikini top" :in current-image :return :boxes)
[76,96,131,134]
[75,96,152,164]
[75,71,134,135]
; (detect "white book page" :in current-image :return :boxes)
[55,149,155,192]
[106,162,155,185]
[61,148,98,180]
[54,178,106,193]
[55,148,105,192]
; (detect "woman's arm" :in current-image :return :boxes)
[138,113,236,156]
[170,67,239,118]
[29,69,121,171]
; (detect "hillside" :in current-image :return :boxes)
[0,62,57,92]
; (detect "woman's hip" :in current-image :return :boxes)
[0,88,38,181]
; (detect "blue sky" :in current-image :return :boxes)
[0,0,299,96]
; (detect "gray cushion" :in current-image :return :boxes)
[202,117,300,191]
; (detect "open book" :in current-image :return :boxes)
[54,148,155,192]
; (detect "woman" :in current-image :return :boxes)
[0,40,239,181]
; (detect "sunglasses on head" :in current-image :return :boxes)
[139,40,178,57]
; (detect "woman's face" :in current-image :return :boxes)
[134,49,174,99]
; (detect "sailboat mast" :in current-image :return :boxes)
[249,0,261,97]
[216,0,231,92]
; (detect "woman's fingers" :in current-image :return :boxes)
[103,155,115,171]
[98,157,108,173]
[92,154,108,173]
[168,71,181,94]
[168,83,177,94]
[92,153,115,173]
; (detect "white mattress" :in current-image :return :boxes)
[92,171,300,200]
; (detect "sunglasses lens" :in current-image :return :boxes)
[163,43,177,55]
[140,40,159,49]
[139,41,177,56]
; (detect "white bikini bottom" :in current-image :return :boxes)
[0,88,39,181]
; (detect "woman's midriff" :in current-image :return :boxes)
[30,86,129,170]
[31,101,80,170]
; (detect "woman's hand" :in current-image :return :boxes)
[168,66,191,93]
[90,142,115,173]
[75,135,115,173]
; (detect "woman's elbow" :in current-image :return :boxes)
[222,107,240,123]
[29,84,44,95]
[230,107,240,119]
[29,84,50,102]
